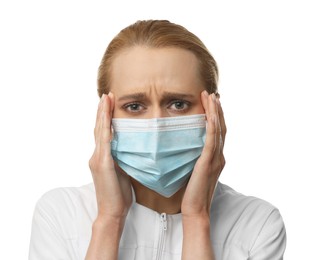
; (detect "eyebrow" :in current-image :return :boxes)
[117,91,196,102]
[118,92,147,101]
[162,92,195,100]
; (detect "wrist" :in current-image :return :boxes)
[182,214,211,233]
[181,215,214,259]
[85,216,125,259]
[93,214,125,236]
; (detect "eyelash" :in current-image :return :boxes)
[167,100,191,113]
[122,102,146,113]
[122,100,191,114]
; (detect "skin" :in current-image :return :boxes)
[86,47,226,260]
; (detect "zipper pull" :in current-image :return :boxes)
[160,213,167,231]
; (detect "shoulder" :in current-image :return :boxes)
[30,185,97,258]
[33,183,97,238]
[212,182,278,215]
[211,182,286,257]
[35,183,96,213]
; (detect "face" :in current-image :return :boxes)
[110,46,206,118]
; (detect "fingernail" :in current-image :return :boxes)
[203,90,209,97]
[101,94,107,102]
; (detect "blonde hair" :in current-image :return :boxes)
[97,20,218,97]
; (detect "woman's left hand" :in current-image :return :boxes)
[181,90,226,218]
[181,90,226,259]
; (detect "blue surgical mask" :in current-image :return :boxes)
[111,114,206,198]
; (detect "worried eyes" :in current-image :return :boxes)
[122,100,191,114]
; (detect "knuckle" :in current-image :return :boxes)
[220,156,226,169]
[89,148,112,173]
[222,125,227,135]
[88,156,97,171]
[89,153,102,172]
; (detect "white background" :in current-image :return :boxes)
[0,0,310,259]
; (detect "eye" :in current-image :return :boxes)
[123,102,145,113]
[168,100,190,112]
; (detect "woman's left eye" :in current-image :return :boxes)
[168,100,190,111]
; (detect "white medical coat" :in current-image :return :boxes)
[29,182,286,259]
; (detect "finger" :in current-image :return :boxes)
[200,91,217,162]
[209,93,222,156]
[217,98,227,147]
[108,92,115,118]
[201,90,210,118]
[95,94,111,144]
[215,98,226,173]
[100,95,112,154]
[207,93,222,156]
[94,94,106,144]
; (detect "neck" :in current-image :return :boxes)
[130,178,186,214]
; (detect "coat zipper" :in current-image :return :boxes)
[155,213,167,260]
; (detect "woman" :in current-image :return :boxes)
[29,20,286,259]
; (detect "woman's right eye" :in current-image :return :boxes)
[123,103,145,113]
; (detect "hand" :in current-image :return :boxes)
[86,93,132,260]
[181,91,226,219]
[89,93,132,222]
[181,91,226,259]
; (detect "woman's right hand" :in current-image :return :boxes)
[86,93,132,259]
[89,92,132,220]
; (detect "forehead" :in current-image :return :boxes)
[110,46,204,93]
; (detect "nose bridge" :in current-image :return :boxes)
[149,85,169,118]
[152,105,167,118]
[149,91,169,118]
